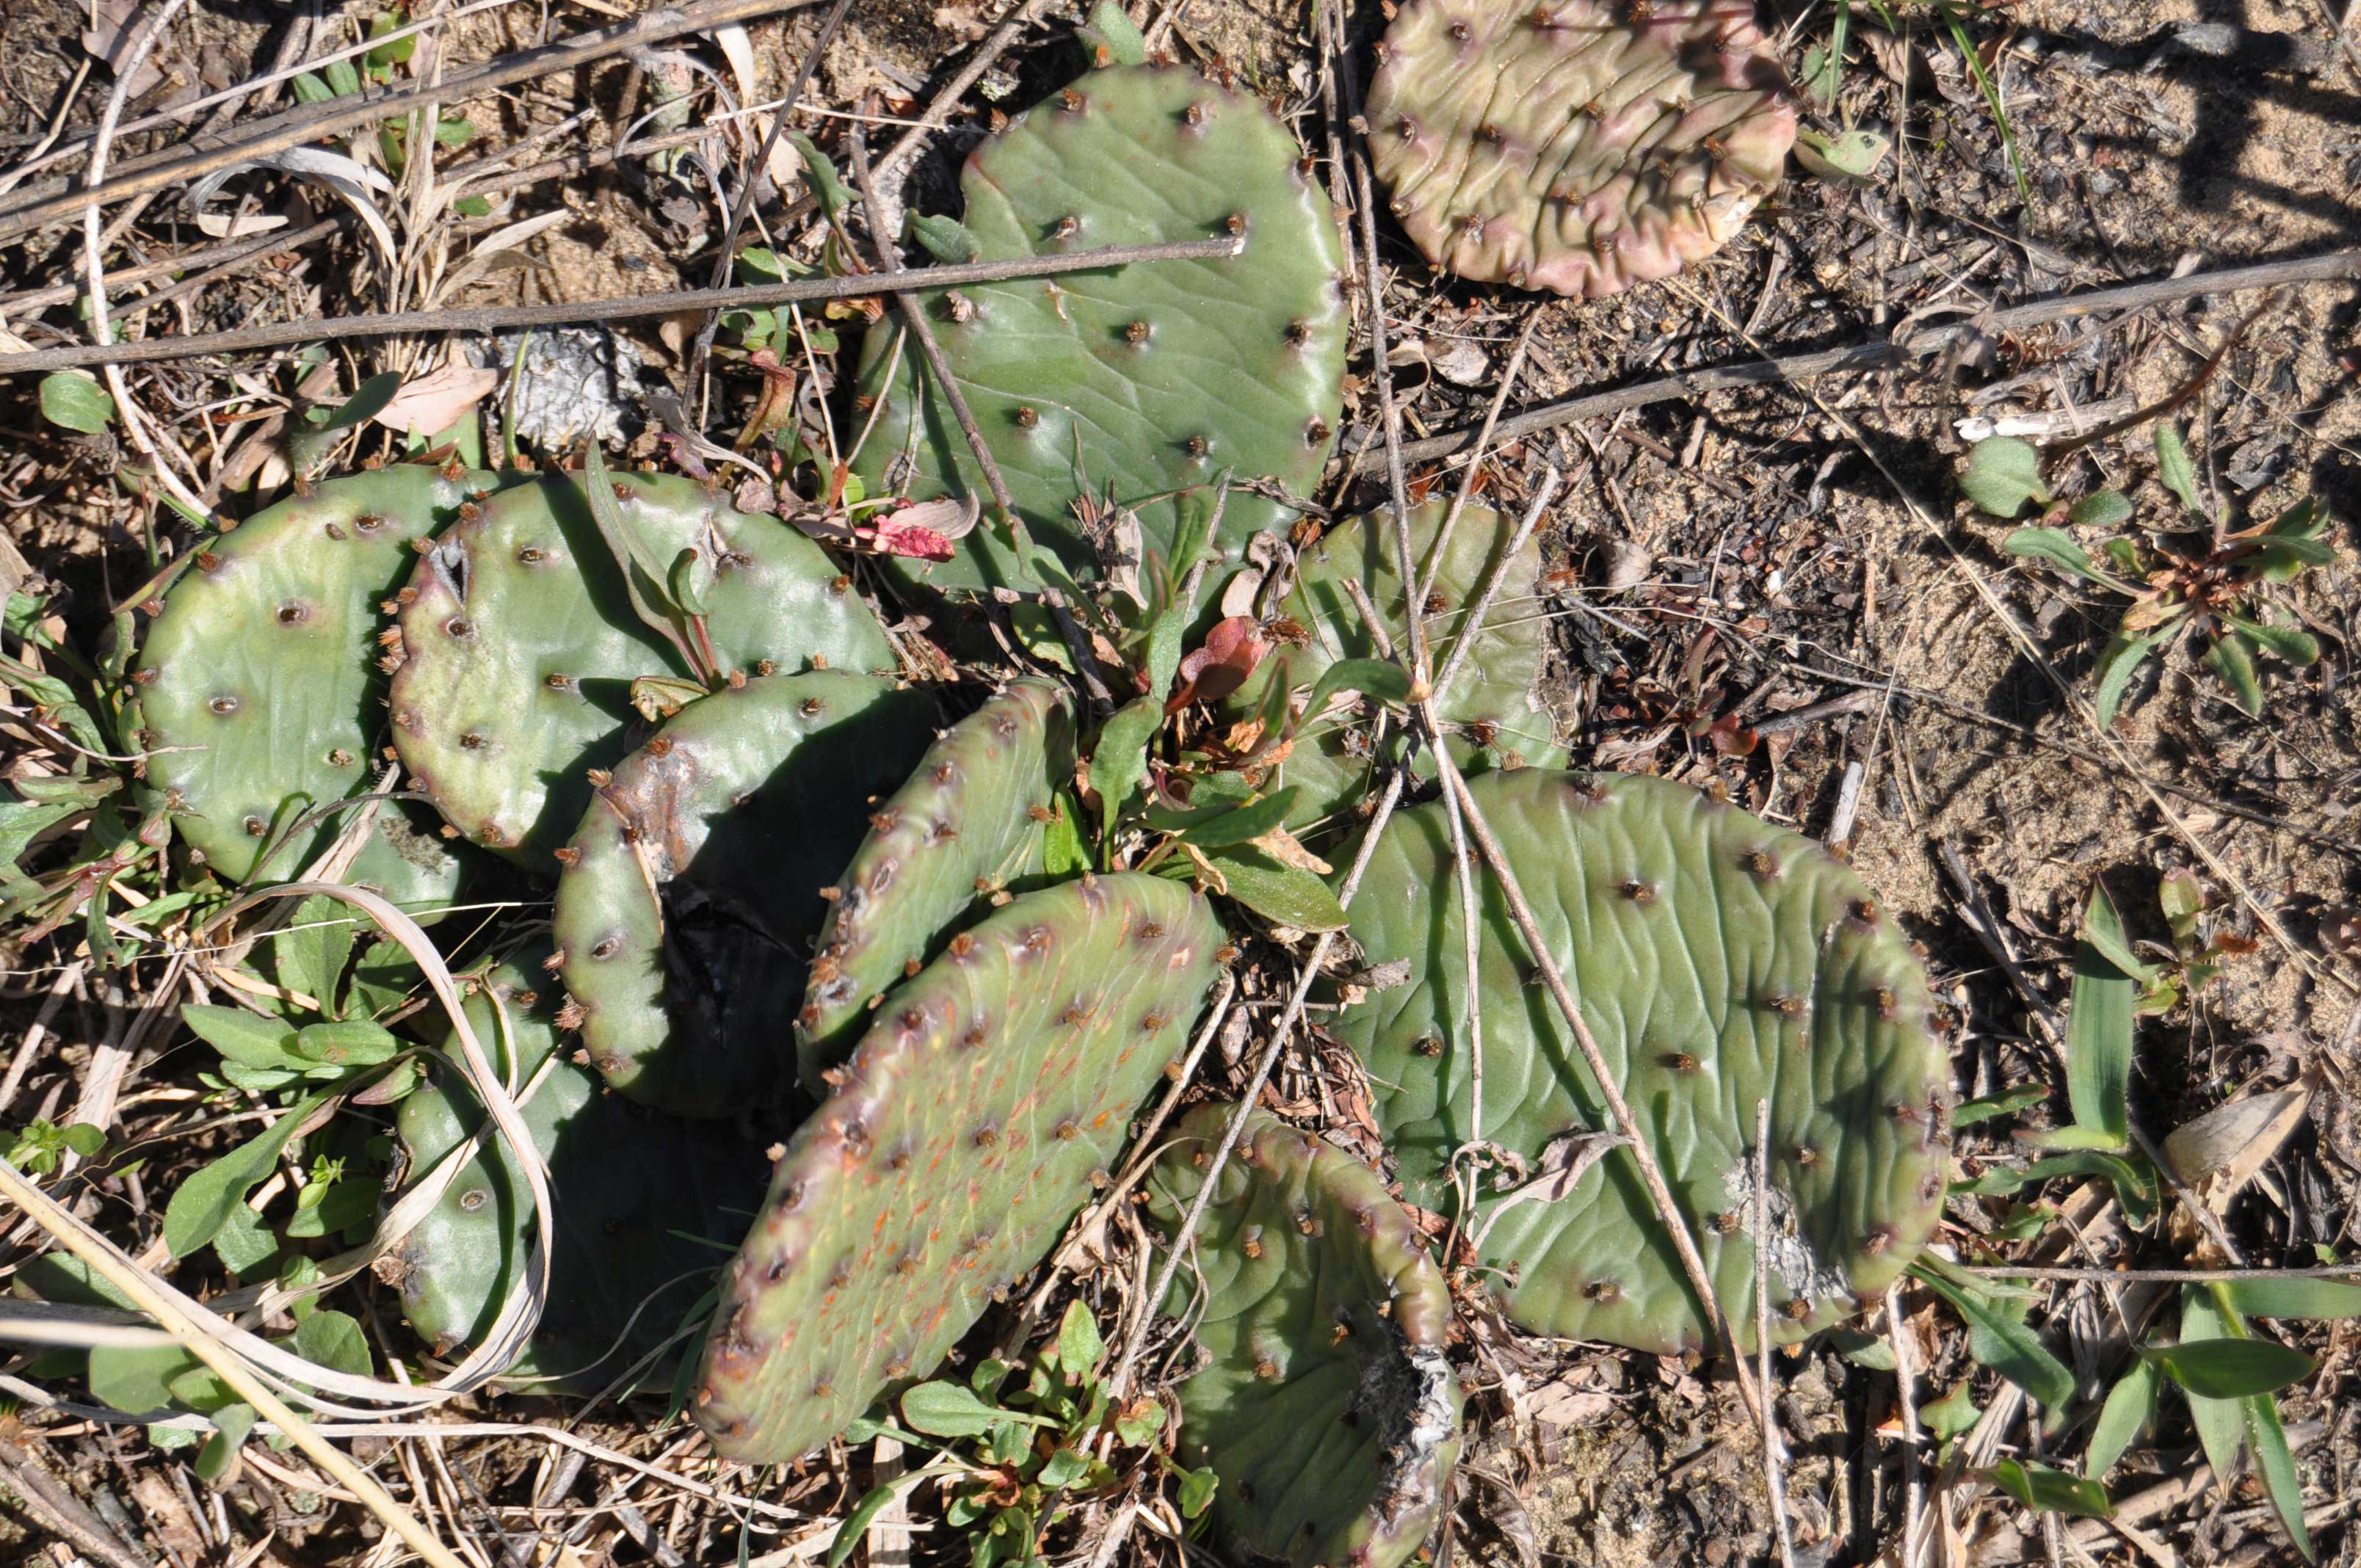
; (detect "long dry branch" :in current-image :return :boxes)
[0,0,823,244]
[0,236,1244,371]
[1356,246,2361,468]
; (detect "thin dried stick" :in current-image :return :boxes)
[0,1157,466,1568]
[0,237,1244,372]
[0,218,341,316]
[0,0,827,242]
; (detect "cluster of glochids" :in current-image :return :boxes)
[112,20,1899,1568]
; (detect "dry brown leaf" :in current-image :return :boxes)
[371,363,501,438]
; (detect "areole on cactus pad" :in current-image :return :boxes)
[1149,1105,1461,1568]
[551,671,935,1117]
[1335,769,1949,1352]
[131,462,490,912]
[1366,0,1796,297]
[694,873,1222,1464]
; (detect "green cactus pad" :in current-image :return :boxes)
[852,62,1349,597]
[132,464,486,910]
[1368,0,1796,297]
[393,944,765,1386]
[1148,1106,1461,1568]
[386,469,893,870]
[551,672,934,1117]
[1246,499,1551,834]
[795,678,1076,1085]
[693,874,1222,1463]
[1338,770,1948,1352]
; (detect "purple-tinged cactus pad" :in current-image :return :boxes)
[693,874,1222,1463]
[1149,1106,1461,1568]
[1367,0,1796,297]
[1339,770,1949,1352]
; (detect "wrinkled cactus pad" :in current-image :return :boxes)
[1338,770,1948,1351]
[694,874,1222,1462]
[1244,499,1550,833]
[1149,1106,1461,1568]
[796,678,1076,1085]
[387,468,893,869]
[1367,0,1796,297]
[393,943,765,1385]
[852,62,1349,597]
[133,463,485,908]
[551,671,934,1116]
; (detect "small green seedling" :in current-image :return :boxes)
[1964,426,2330,724]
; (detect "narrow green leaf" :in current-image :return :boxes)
[2203,632,2264,717]
[195,1402,257,1486]
[1056,1299,1104,1383]
[2092,631,2162,728]
[291,1019,399,1068]
[1988,1459,2113,1520]
[38,371,115,434]
[2067,490,2133,529]
[1079,0,1147,65]
[1952,1084,2049,1127]
[316,371,402,433]
[827,1473,926,1568]
[2143,1338,2315,1400]
[1962,438,2050,518]
[1305,657,1412,715]
[272,895,358,1017]
[2003,527,2129,592]
[162,1086,338,1258]
[1169,789,1299,851]
[1209,848,1349,932]
[907,214,981,265]
[1914,1263,2076,1413]
[2245,1390,2314,1561]
[2222,613,2319,667]
[2252,535,2335,582]
[2067,880,2139,1147]
[1089,697,1165,864]
[1922,1382,1981,1440]
[787,133,852,222]
[181,1005,302,1070]
[900,1380,1053,1439]
[1037,1448,1090,1490]
[2154,424,2202,516]
[2085,1355,2159,1479]
[2216,1277,2361,1321]
[2179,1288,2247,1483]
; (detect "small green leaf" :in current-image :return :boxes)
[2216,1277,2361,1321]
[1793,126,1889,183]
[2203,631,2264,717]
[901,1380,1052,1439]
[291,70,336,103]
[163,1086,338,1258]
[195,1402,257,1487]
[1305,657,1412,715]
[2067,880,2139,1146]
[1177,1465,1219,1520]
[1209,847,1349,932]
[787,133,852,221]
[1079,0,1148,65]
[317,371,402,433]
[2251,535,2335,582]
[2085,1356,2159,1479]
[2092,630,2163,728]
[323,57,363,98]
[1962,438,2050,518]
[2067,490,2133,529]
[667,548,714,617]
[1988,1459,2113,1520]
[2003,528,2136,594]
[907,214,981,264]
[1040,791,1088,879]
[1922,1382,1981,1440]
[2143,1338,2315,1400]
[2154,424,2202,516]
[1165,789,1299,851]
[1037,1448,1089,1490]
[39,371,115,434]
[1951,1084,2048,1127]
[87,1342,199,1414]
[2179,1288,2249,1481]
[61,1122,105,1157]
[1056,1300,1104,1384]
[1088,697,1165,865]
[1914,1262,2075,1415]
[291,1019,399,1068]
[2246,1389,2314,1561]
[828,1472,926,1568]
[273,895,358,1017]
[2222,613,2318,667]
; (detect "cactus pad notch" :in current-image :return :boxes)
[386,468,893,870]
[133,463,486,909]
[1367,0,1796,297]
[1338,769,1948,1352]
[550,670,934,1117]
[693,873,1222,1464]
[394,943,766,1385]
[1149,1106,1461,1568]
[852,61,1349,598]
[795,678,1076,1086]
[1241,498,1551,833]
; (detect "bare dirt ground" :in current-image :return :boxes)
[1,0,2359,1565]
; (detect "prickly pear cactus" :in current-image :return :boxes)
[1366,0,1796,297]
[694,874,1222,1463]
[393,944,764,1385]
[551,671,933,1116]
[852,62,1349,597]
[386,468,893,869]
[1148,1106,1461,1568]
[795,678,1075,1085]
[131,464,486,910]
[1243,499,1551,833]
[1338,770,1948,1352]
